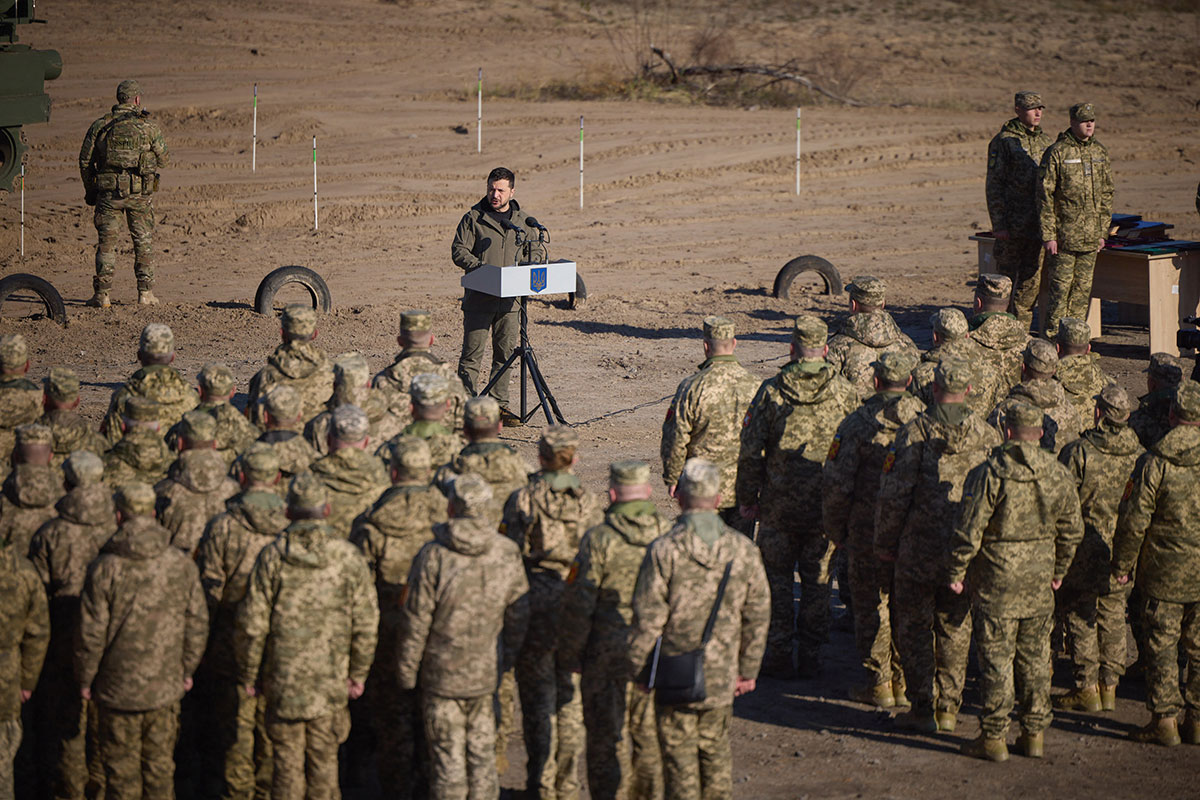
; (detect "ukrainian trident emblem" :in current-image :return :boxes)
[530,267,547,293]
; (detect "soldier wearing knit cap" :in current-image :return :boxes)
[912,308,997,415]
[827,276,919,396]
[374,310,467,433]
[246,385,318,493]
[0,334,45,482]
[246,304,334,428]
[101,323,199,445]
[167,363,260,466]
[157,410,238,556]
[1130,352,1185,448]
[387,373,465,471]
[39,367,108,469]
[970,273,1029,392]
[307,404,388,539]
[987,338,1083,453]
[1055,317,1113,423]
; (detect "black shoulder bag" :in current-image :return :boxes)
[646,561,734,706]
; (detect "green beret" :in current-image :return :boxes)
[1056,318,1091,347]
[389,435,432,478]
[1145,352,1184,386]
[609,459,651,486]
[15,423,51,446]
[400,310,433,333]
[124,396,159,423]
[64,450,105,487]
[333,352,370,389]
[331,404,370,442]
[930,308,969,340]
[411,373,451,406]
[1070,102,1096,122]
[115,482,156,515]
[180,410,217,443]
[792,315,827,348]
[1172,381,1200,423]
[0,334,28,370]
[1024,339,1059,373]
[116,79,141,102]
[264,385,302,420]
[1014,91,1044,110]
[678,458,720,499]
[45,367,80,402]
[240,443,281,482]
[873,351,918,384]
[465,396,500,426]
[198,363,235,397]
[703,315,735,341]
[1006,401,1044,430]
[139,323,174,356]
[287,472,328,511]
[976,273,1012,300]
[847,275,887,306]
[540,425,579,453]
[450,472,493,515]
[281,304,318,337]
[935,357,973,393]
[1096,383,1130,419]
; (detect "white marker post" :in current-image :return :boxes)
[579,115,584,209]
[312,136,318,231]
[19,163,25,256]
[252,83,257,172]
[795,108,802,195]
[477,68,482,154]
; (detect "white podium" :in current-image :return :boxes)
[461,260,577,297]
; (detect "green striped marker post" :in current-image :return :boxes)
[312,136,318,231]
[579,115,584,209]
[252,83,257,172]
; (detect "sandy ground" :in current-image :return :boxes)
[2,0,1200,796]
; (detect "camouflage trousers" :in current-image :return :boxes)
[96,702,180,800]
[1140,597,1200,716]
[975,612,1053,738]
[994,236,1043,333]
[421,692,497,800]
[1045,248,1097,337]
[580,674,662,800]
[211,681,272,800]
[516,647,583,800]
[39,680,104,800]
[93,192,155,293]
[494,668,516,769]
[655,705,731,800]
[366,668,422,800]
[0,718,20,800]
[1057,580,1132,688]
[845,547,902,687]
[264,708,349,800]
[892,573,972,713]
[757,526,834,672]
[458,309,519,408]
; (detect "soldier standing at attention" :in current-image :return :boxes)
[439,396,530,505]
[660,316,760,536]
[1054,318,1113,424]
[947,402,1083,761]
[307,405,389,539]
[157,411,239,556]
[0,335,50,481]
[627,459,769,800]
[0,425,64,557]
[38,368,108,469]
[911,309,996,417]
[373,311,467,432]
[102,397,172,488]
[246,387,318,492]
[1038,102,1115,337]
[825,277,919,397]
[100,323,199,445]
[968,274,1029,398]
[985,91,1052,332]
[988,339,1083,454]
[166,363,260,467]
[1129,353,1184,449]
[78,80,168,308]
[0,528,48,800]
[246,305,335,427]
[387,374,465,472]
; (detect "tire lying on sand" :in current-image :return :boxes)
[254,266,332,315]
[568,273,587,310]
[772,255,843,299]
[0,273,67,326]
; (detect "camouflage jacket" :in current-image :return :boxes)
[822,390,926,551]
[969,312,1028,396]
[0,378,47,482]
[103,427,172,488]
[247,342,334,427]
[166,401,261,467]
[0,545,48,721]
[196,489,288,679]
[77,516,208,712]
[1129,389,1173,449]
[988,378,1084,454]
[1038,129,1115,250]
[826,311,920,397]
[236,519,378,720]
[1113,425,1200,603]
[627,511,770,710]
[1057,352,1112,425]
[309,448,390,537]
[557,500,670,678]
[874,404,1002,583]
[438,439,531,510]
[737,359,859,530]
[1058,420,1142,596]
[0,464,65,557]
[249,429,318,490]
[660,355,761,507]
[912,336,1002,416]
[948,441,1083,618]
[305,389,406,459]
[156,449,239,556]
[397,514,529,697]
[986,118,1053,238]
[372,349,467,431]
[38,409,109,469]
[78,103,168,190]
[387,420,465,473]
[101,365,199,445]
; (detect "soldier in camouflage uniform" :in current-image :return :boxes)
[247,306,335,428]
[397,473,530,800]
[102,397,172,488]
[1053,385,1141,713]
[0,529,48,800]
[196,444,288,800]
[245,387,318,492]
[28,452,114,800]
[1112,382,1200,747]
[383,373,465,472]
[79,80,168,308]
[439,396,529,506]
[986,91,1053,331]
[235,473,379,800]
[38,368,107,470]
[875,358,1002,732]
[988,339,1084,454]
[737,315,858,678]
[660,316,760,536]
[306,353,405,458]
[911,308,997,417]
[1129,353,1184,449]
[558,461,668,800]
[947,402,1083,761]
[1038,103,1115,336]
[373,310,467,432]
[100,324,199,445]
[825,277,919,397]
[1055,318,1112,423]
[822,352,925,707]
[166,363,260,467]
[157,411,239,556]
[350,437,447,799]
[969,274,1028,398]
[77,482,208,799]
[504,427,604,800]
[0,335,45,483]
[627,459,769,800]
[0,425,64,556]
[308,405,389,538]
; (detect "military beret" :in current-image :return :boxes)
[464,396,501,426]
[1070,102,1096,123]
[64,450,105,487]
[240,443,281,481]
[400,310,433,333]
[139,323,174,356]
[935,357,973,393]
[198,363,235,397]
[331,404,370,442]
[792,315,828,348]
[703,315,735,341]
[609,459,651,486]
[180,410,217,443]
[44,366,80,401]
[847,275,887,306]
[124,396,159,423]
[930,308,969,340]
[1172,381,1200,423]
[873,351,918,384]
[0,334,28,370]
[678,458,721,499]
[264,385,302,420]
[287,472,328,511]
[389,435,432,478]
[281,304,318,337]
[1096,383,1130,419]
[1024,339,1059,373]
[333,352,370,389]
[15,423,51,446]
[115,482,156,515]
[1014,91,1044,110]
[1145,352,1184,386]
[116,79,141,102]
[410,373,451,406]
[450,472,493,515]
[1005,401,1044,430]
[1056,318,1092,347]
[540,425,579,453]
[976,273,1012,300]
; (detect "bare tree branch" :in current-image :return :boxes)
[649,46,866,106]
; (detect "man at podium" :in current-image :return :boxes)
[452,167,536,426]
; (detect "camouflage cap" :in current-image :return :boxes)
[287,472,328,511]
[240,443,281,482]
[976,273,1012,300]
[400,310,433,333]
[540,425,579,454]
[1172,381,1200,423]
[331,404,370,443]
[872,350,918,384]
[464,395,501,426]
[930,308,969,340]
[609,459,651,486]
[1014,91,1044,110]
[281,304,318,337]
[139,323,174,356]
[1145,352,1184,386]
[180,410,217,443]
[0,334,28,369]
[1070,102,1096,122]
[935,357,973,393]
[333,352,370,389]
[678,458,721,499]
[124,395,160,423]
[450,472,493,516]
[847,275,887,306]
[792,315,828,348]
[1056,318,1092,347]
[410,373,451,406]
[15,423,52,446]
[1096,383,1131,419]
[264,385,302,420]
[64,450,105,487]
[1024,338,1059,373]
[44,366,80,401]
[116,79,141,102]
[703,315,735,341]
[1005,401,1044,430]
[115,482,156,515]
[198,363,236,397]
[389,435,432,477]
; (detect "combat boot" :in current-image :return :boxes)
[1053,684,1102,712]
[894,707,937,734]
[961,734,1009,762]
[848,681,894,708]
[934,710,957,732]
[85,290,110,309]
[1099,681,1118,711]
[1131,714,1181,747]
[137,289,159,305]
[1016,730,1043,758]
[1182,711,1200,745]
[891,674,911,708]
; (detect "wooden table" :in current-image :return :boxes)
[970,235,1200,356]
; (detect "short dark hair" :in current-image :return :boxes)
[487,167,515,187]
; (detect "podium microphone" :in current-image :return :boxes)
[500,218,525,234]
[525,216,548,232]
